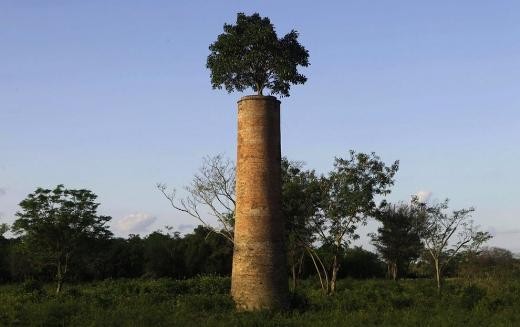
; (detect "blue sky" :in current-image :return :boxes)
[1,1,519,251]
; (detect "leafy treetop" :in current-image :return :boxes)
[207,13,310,97]
[12,185,112,293]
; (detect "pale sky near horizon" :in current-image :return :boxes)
[1,1,519,252]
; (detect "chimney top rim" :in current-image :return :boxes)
[238,95,280,104]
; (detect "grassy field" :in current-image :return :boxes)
[1,276,519,326]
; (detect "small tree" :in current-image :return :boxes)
[316,151,399,292]
[12,185,112,293]
[281,158,324,291]
[415,198,491,292]
[207,12,309,97]
[370,203,423,280]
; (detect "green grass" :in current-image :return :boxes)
[0,276,519,326]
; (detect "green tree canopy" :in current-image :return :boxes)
[207,12,310,97]
[370,203,423,280]
[12,185,112,293]
[281,158,324,290]
[316,151,399,292]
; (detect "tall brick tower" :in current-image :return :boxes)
[206,12,309,310]
[231,95,288,310]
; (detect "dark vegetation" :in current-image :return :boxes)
[1,223,389,284]
[2,225,232,283]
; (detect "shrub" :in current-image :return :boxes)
[20,278,45,295]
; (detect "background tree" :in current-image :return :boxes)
[415,198,492,292]
[316,150,399,292]
[458,247,520,279]
[281,158,323,290]
[12,185,112,293]
[339,246,386,279]
[143,230,183,278]
[182,226,233,277]
[370,203,423,280]
[99,235,145,279]
[207,12,309,97]
[158,154,236,243]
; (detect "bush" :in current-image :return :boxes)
[0,276,519,326]
[460,284,486,309]
[185,275,230,294]
[20,279,45,295]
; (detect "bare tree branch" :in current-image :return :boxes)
[157,154,235,244]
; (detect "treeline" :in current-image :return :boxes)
[1,224,517,285]
[1,151,518,294]
[0,225,387,282]
[0,226,231,283]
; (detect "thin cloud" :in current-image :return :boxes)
[415,190,432,203]
[0,188,6,197]
[115,213,157,235]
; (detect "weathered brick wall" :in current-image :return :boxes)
[231,95,288,310]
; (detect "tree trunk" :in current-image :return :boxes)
[391,262,398,281]
[297,252,304,278]
[56,278,63,294]
[56,261,63,294]
[307,248,327,293]
[256,82,263,95]
[434,258,441,293]
[291,264,297,292]
[55,254,70,294]
[330,254,339,293]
